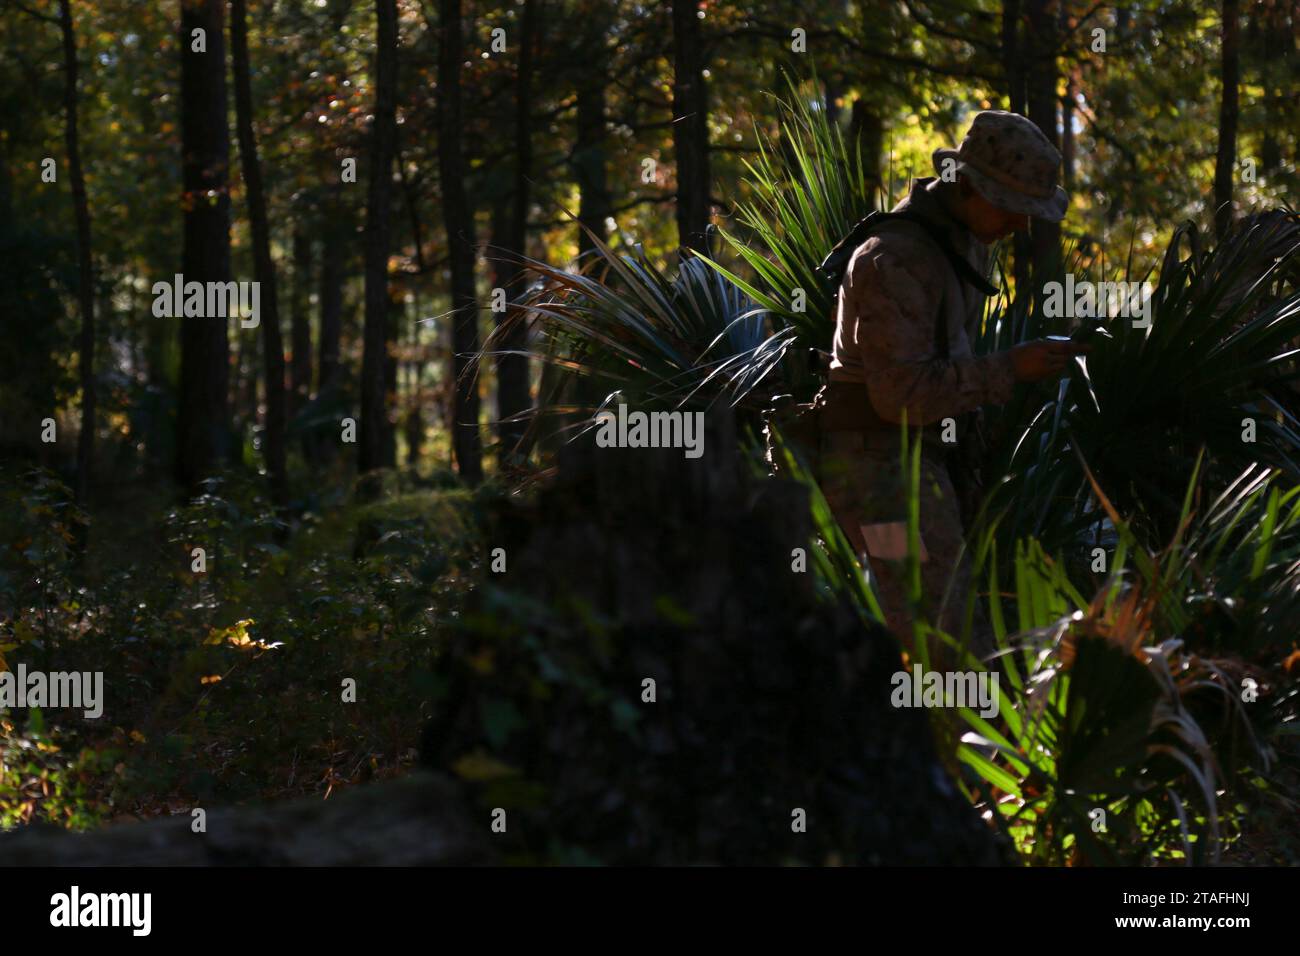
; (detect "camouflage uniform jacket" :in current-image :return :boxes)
[828,177,1016,423]
[821,177,1014,657]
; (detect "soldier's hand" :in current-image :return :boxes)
[1009,338,1090,383]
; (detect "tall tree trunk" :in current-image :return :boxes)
[1257,1,1292,174]
[236,323,258,442]
[670,0,711,255]
[359,0,398,474]
[1060,75,1076,190]
[230,0,288,505]
[404,294,424,467]
[1002,0,1032,303]
[1001,0,1026,114]
[318,189,345,395]
[1058,3,1075,191]
[1025,0,1061,317]
[823,73,844,128]
[176,0,232,490]
[848,98,883,207]
[438,0,483,485]
[59,0,95,508]
[384,288,399,467]
[290,226,314,415]
[574,81,612,259]
[492,0,536,464]
[1214,0,1240,239]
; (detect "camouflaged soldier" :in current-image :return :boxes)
[819,110,1087,667]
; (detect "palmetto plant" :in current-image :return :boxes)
[977,212,1300,556]
[1172,462,1300,655]
[486,233,795,453]
[701,83,877,351]
[952,455,1277,865]
[956,582,1254,865]
[490,80,877,448]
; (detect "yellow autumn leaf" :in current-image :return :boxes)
[451,751,519,782]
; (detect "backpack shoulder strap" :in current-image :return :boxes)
[820,210,988,363]
[819,210,999,297]
[894,211,1000,298]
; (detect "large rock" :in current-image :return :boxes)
[421,410,1011,865]
[0,773,488,866]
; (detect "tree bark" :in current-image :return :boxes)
[59,0,95,508]
[1058,3,1075,191]
[438,0,484,485]
[290,226,314,415]
[1001,0,1025,114]
[230,0,289,506]
[384,288,399,468]
[670,0,711,255]
[848,97,883,207]
[1256,1,1291,174]
[492,0,537,463]
[574,80,612,259]
[176,0,233,490]
[1024,0,1061,317]
[359,0,398,474]
[1214,0,1240,239]
[318,193,345,396]
[1061,77,1075,191]
[1002,0,1032,303]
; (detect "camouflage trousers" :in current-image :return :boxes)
[818,430,994,670]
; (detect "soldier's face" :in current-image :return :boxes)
[956,177,1031,242]
[966,192,1030,243]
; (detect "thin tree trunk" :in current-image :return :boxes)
[318,189,345,395]
[824,74,843,128]
[574,81,612,258]
[236,312,258,446]
[290,226,313,416]
[1214,0,1240,239]
[1002,0,1031,304]
[1257,2,1291,174]
[59,0,95,508]
[1061,76,1075,190]
[230,0,288,505]
[1058,3,1075,191]
[849,97,883,207]
[438,0,483,484]
[384,288,399,467]
[359,0,398,474]
[492,0,536,463]
[176,0,232,490]
[1002,0,1025,114]
[670,0,711,255]
[1025,0,1061,317]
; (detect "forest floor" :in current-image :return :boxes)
[1,462,1297,864]
[1,462,482,830]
